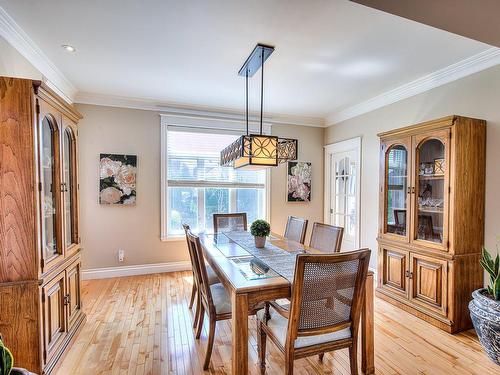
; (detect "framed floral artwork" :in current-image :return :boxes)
[99,154,137,205]
[287,161,311,202]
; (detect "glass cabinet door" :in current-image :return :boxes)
[40,115,61,263]
[382,141,410,241]
[62,125,78,249]
[412,130,450,249]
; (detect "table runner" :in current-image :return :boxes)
[222,231,302,282]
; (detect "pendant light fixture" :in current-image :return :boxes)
[220,44,298,170]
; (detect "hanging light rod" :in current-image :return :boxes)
[238,44,275,77]
[220,43,298,170]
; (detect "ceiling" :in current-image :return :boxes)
[0,0,494,123]
[352,0,500,48]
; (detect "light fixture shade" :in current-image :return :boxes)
[221,134,297,169]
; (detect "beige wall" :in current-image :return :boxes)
[76,103,324,269]
[325,64,500,270]
[271,125,324,243]
[0,36,41,79]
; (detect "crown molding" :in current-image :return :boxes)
[326,47,500,125]
[75,91,326,128]
[0,6,77,103]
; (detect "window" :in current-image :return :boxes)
[163,128,267,237]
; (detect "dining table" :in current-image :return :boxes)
[199,231,375,375]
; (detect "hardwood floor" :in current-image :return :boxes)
[55,271,498,375]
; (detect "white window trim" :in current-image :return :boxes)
[160,114,271,241]
[324,136,362,249]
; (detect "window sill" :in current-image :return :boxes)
[160,235,185,242]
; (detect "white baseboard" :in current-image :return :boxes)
[82,262,376,282]
[369,267,378,284]
[82,261,192,280]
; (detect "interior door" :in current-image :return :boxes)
[409,253,448,317]
[380,138,411,243]
[330,148,359,250]
[41,272,67,364]
[379,246,409,299]
[411,129,451,251]
[66,259,82,330]
[38,100,63,272]
[61,117,79,257]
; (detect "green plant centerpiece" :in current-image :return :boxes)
[469,247,500,365]
[250,219,271,248]
[0,336,13,375]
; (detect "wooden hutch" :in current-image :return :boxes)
[0,77,84,373]
[376,115,485,333]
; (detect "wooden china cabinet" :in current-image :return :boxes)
[0,77,84,374]
[376,115,486,333]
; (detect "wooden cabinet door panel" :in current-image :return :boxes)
[41,272,67,363]
[410,253,448,317]
[379,246,409,298]
[66,260,82,330]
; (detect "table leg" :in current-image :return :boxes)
[232,291,249,375]
[362,273,375,374]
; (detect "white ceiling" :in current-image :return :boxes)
[0,0,493,122]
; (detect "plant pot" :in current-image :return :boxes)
[469,288,500,365]
[254,236,266,248]
[10,368,37,375]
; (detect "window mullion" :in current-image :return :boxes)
[230,189,237,212]
[198,187,205,232]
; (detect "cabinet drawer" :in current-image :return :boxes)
[379,246,409,298]
[66,259,82,331]
[409,253,448,317]
[41,271,67,364]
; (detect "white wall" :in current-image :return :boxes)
[76,103,324,269]
[325,64,500,270]
[0,36,41,79]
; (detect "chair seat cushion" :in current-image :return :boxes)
[206,265,219,285]
[210,283,231,315]
[257,305,351,349]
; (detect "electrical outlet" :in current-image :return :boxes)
[118,249,125,262]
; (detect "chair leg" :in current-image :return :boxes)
[196,305,205,339]
[285,348,294,375]
[285,357,294,375]
[319,353,325,362]
[203,318,216,370]
[189,282,197,309]
[349,340,358,375]
[193,292,201,329]
[257,322,267,374]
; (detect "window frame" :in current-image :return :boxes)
[160,114,271,241]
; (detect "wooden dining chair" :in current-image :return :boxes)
[186,230,232,370]
[309,222,344,253]
[284,216,308,244]
[257,249,371,375]
[213,212,247,233]
[183,224,219,328]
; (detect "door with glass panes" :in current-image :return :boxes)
[62,117,79,257]
[39,102,63,271]
[410,130,450,251]
[330,149,358,250]
[380,138,412,243]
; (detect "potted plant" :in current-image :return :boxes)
[250,219,271,248]
[469,247,500,365]
[0,336,35,375]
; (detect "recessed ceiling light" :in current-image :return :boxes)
[62,44,76,53]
